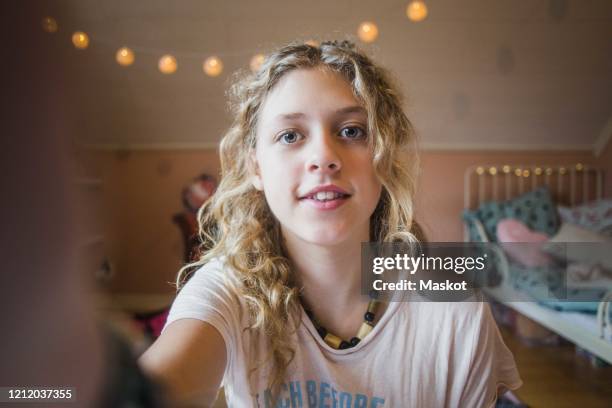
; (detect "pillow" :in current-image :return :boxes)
[497,218,552,267]
[557,199,612,236]
[497,218,549,243]
[566,262,612,291]
[542,222,612,271]
[463,202,504,242]
[463,186,559,242]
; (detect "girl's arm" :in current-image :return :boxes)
[138,318,227,407]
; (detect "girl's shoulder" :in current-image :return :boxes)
[166,256,246,334]
[186,256,240,289]
[176,257,245,312]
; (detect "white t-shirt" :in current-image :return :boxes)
[162,258,522,407]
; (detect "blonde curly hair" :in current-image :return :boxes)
[175,39,420,403]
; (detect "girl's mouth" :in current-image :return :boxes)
[299,191,351,210]
[302,191,350,201]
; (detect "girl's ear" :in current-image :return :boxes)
[249,152,264,191]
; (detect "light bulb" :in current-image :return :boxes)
[116,47,135,66]
[158,55,177,74]
[250,54,265,73]
[357,22,378,43]
[42,17,58,33]
[406,1,428,22]
[72,31,89,49]
[203,56,223,77]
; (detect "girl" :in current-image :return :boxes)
[139,40,522,408]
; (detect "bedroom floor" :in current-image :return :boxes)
[500,326,612,407]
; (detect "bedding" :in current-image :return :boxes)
[542,222,612,271]
[557,199,612,236]
[463,187,611,314]
[566,263,612,288]
[463,186,559,242]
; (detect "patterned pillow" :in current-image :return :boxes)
[557,199,612,237]
[463,202,505,242]
[463,187,559,242]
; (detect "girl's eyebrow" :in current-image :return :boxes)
[274,105,367,121]
[335,105,367,117]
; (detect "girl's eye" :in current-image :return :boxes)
[278,131,303,144]
[340,126,366,140]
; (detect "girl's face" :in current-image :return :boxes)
[252,67,382,247]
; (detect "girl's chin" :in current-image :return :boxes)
[280,221,370,247]
[298,230,359,247]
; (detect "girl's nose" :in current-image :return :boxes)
[305,134,342,174]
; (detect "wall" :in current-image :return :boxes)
[81,149,220,294]
[85,148,603,294]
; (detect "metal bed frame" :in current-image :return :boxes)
[463,163,612,364]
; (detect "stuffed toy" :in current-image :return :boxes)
[172,174,217,262]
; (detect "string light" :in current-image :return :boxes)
[203,56,223,77]
[158,54,177,74]
[406,1,428,22]
[116,47,135,66]
[48,16,431,75]
[72,31,89,49]
[42,17,58,33]
[250,54,265,73]
[357,22,378,43]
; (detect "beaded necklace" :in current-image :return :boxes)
[302,290,382,350]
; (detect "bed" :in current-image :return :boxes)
[462,163,612,364]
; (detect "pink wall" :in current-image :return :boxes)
[82,150,220,294]
[85,147,605,294]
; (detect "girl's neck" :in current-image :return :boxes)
[282,224,369,313]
